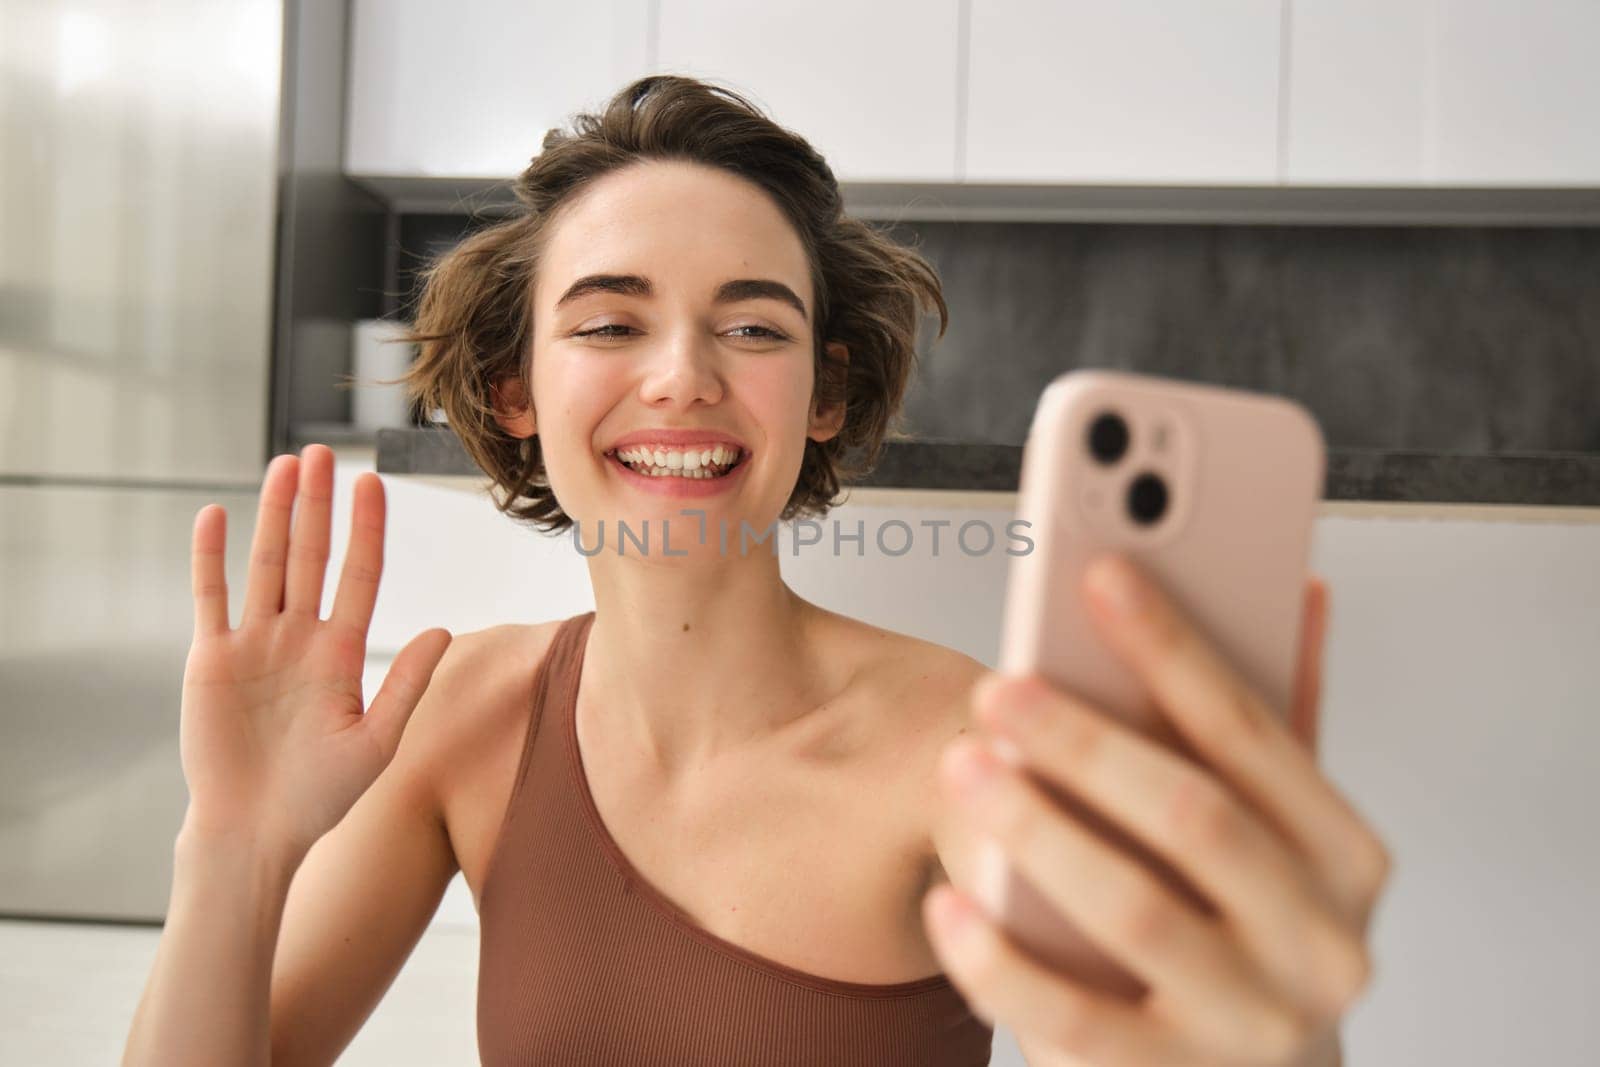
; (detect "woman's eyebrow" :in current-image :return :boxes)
[553,273,808,322]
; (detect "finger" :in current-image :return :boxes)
[943,736,1309,1058]
[363,628,453,761]
[242,455,300,621]
[190,504,230,636]
[922,884,1195,1065]
[329,473,386,639]
[1081,555,1390,926]
[283,445,335,618]
[973,673,1370,1023]
[1288,577,1329,758]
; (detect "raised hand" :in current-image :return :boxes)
[178,444,452,860]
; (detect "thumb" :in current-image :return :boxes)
[365,628,454,761]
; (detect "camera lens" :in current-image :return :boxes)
[1087,411,1129,465]
[1127,472,1168,526]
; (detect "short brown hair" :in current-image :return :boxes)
[397,74,948,533]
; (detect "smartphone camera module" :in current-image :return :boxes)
[1127,472,1168,526]
[1087,411,1129,465]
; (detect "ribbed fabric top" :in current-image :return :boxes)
[477,610,994,1066]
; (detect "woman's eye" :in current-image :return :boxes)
[575,324,790,341]
[728,325,789,341]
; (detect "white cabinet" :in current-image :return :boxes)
[652,0,962,182]
[346,0,960,183]
[344,0,1599,193]
[345,0,651,176]
[963,0,1283,184]
[1287,0,1600,184]
[1283,0,1428,183]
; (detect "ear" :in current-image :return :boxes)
[807,341,849,444]
[491,374,537,438]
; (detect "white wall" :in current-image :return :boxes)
[333,452,1600,1066]
[1308,510,1600,1064]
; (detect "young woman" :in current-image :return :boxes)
[125,76,1389,1066]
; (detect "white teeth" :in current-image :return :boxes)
[636,465,716,479]
[613,444,741,468]
[609,443,747,483]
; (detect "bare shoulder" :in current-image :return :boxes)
[872,630,988,800]
[843,625,1007,892]
[815,610,993,858]
[825,610,990,740]
[877,629,989,704]
[396,618,566,816]
[839,624,997,890]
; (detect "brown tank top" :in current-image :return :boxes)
[476,609,994,1065]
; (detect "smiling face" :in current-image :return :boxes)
[494,160,847,545]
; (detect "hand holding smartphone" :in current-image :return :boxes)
[977,369,1325,998]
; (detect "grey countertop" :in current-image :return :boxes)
[371,428,1600,507]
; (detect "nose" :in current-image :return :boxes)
[638,325,725,409]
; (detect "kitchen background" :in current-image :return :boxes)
[3,1,1598,1064]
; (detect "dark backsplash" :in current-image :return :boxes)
[391,215,1600,455]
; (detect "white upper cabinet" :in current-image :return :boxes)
[1282,0,1428,183]
[963,1,1284,184]
[1286,0,1600,184]
[652,1,962,183]
[344,0,1598,190]
[345,0,651,176]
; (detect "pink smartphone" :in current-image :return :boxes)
[976,368,1325,999]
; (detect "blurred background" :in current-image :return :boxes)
[2,0,1598,1063]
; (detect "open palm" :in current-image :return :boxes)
[178,445,452,858]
